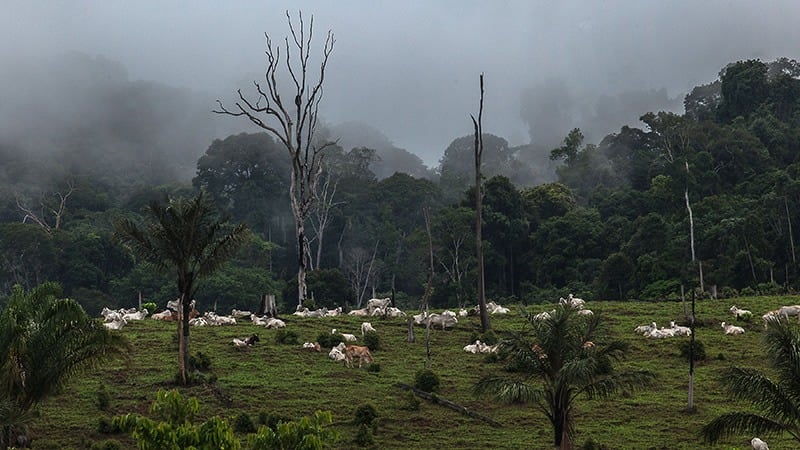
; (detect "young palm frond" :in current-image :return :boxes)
[702,317,800,444]
[0,283,130,436]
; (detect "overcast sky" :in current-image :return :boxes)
[4,1,800,166]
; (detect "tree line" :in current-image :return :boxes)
[1,56,800,315]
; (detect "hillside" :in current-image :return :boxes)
[27,296,800,449]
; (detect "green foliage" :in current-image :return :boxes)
[640,279,681,301]
[89,439,123,450]
[189,352,212,371]
[258,412,292,430]
[96,384,111,411]
[97,417,122,434]
[475,304,656,449]
[275,329,299,345]
[352,404,378,426]
[245,410,339,450]
[353,423,374,447]
[362,331,382,351]
[316,332,343,349]
[142,302,158,313]
[113,389,241,450]
[679,340,707,362]
[233,412,256,434]
[399,392,420,411]
[481,329,499,345]
[414,369,441,393]
[580,437,610,450]
[702,318,800,445]
[0,282,130,438]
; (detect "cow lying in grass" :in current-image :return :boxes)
[344,345,374,368]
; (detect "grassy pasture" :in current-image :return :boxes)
[29,296,800,449]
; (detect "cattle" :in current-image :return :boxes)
[344,345,374,368]
[232,334,260,348]
[361,322,376,336]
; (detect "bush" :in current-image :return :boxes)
[353,403,378,426]
[233,412,256,433]
[414,369,440,393]
[363,331,381,351]
[258,412,292,430]
[189,352,212,371]
[740,286,756,296]
[354,423,374,446]
[399,392,420,411]
[481,329,499,345]
[640,279,681,301]
[581,437,610,450]
[96,385,111,411]
[31,439,62,450]
[142,302,158,313]
[90,439,123,450]
[317,332,344,349]
[679,340,707,362]
[719,286,738,299]
[275,329,299,345]
[97,417,121,434]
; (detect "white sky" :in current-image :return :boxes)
[4,1,800,166]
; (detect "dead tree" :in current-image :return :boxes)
[215,11,335,307]
[16,180,75,234]
[307,172,343,270]
[471,73,491,332]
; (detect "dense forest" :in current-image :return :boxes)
[2,56,800,315]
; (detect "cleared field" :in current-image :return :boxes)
[30,296,800,449]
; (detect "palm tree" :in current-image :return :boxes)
[474,304,655,450]
[702,317,800,444]
[114,191,249,385]
[0,282,130,448]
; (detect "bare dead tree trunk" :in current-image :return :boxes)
[308,173,342,270]
[787,195,796,264]
[684,160,696,411]
[421,206,435,312]
[215,11,335,307]
[471,73,490,332]
[15,180,75,234]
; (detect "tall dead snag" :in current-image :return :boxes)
[215,11,335,307]
[16,180,76,234]
[471,73,491,332]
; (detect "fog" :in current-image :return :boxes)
[3,1,799,173]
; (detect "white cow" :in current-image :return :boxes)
[361,322,376,336]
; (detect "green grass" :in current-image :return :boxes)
[28,297,799,449]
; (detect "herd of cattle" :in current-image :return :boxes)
[97,296,516,368]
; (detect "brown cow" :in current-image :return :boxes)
[344,345,374,368]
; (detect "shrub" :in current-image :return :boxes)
[31,439,62,450]
[414,369,440,393]
[97,417,121,434]
[581,437,610,450]
[363,331,381,351]
[189,352,212,371]
[317,332,343,349]
[90,439,123,450]
[233,412,256,433]
[679,340,706,362]
[481,329,499,345]
[352,403,378,426]
[740,286,756,296]
[301,298,317,310]
[142,302,158,313]
[354,423,374,446]
[258,412,292,430]
[96,385,111,411]
[719,286,738,299]
[275,329,299,345]
[399,392,420,411]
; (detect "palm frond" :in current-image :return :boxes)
[474,376,541,404]
[579,369,657,400]
[721,367,800,423]
[701,412,794,444]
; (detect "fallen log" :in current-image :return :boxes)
[394,382,502,428]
